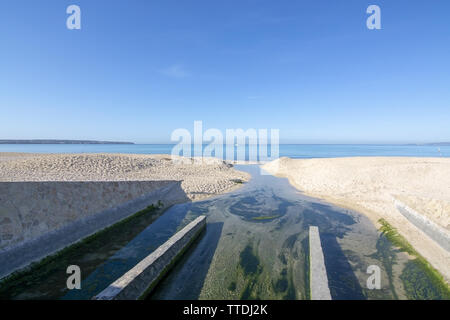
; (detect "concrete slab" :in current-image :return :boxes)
[309,226,332,300]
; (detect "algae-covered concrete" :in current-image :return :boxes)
[94,215,206,300]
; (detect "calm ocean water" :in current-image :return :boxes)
[0,144,448,159]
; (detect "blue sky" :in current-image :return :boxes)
[0,0,449,143]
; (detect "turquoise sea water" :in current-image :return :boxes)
[0,144,448,159]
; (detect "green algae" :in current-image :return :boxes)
[378,218,450,300]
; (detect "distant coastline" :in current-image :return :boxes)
[0,140,134,145]
[421,142,450,146]
[404,142,450,146]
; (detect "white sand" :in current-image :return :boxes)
[0,153,250,201]
[263,157,450,282]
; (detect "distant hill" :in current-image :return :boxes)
[0,140,134,145]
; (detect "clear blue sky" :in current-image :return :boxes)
[0,0,449,144]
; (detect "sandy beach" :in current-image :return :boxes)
[0,153,250,201]
[263,157,450,282]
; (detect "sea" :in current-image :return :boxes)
[0,144,448,159]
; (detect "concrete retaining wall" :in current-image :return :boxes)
[394,199,450,252]
[94,215,206,300]
[309,226,332,300]
[0,180,190,279]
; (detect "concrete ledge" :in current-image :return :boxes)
[94,215,207,300]
[394,199,450,252]
[309,226,332,300]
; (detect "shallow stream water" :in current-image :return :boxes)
[149,165,415,300]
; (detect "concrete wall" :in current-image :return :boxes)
[309,226,332,300]
[0,180,190,279]
[394,199,450,252]
[94,215,206,300]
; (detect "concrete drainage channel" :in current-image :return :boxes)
[94,222,331,300]
[0,180,189,279]
[94,215,207,300]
